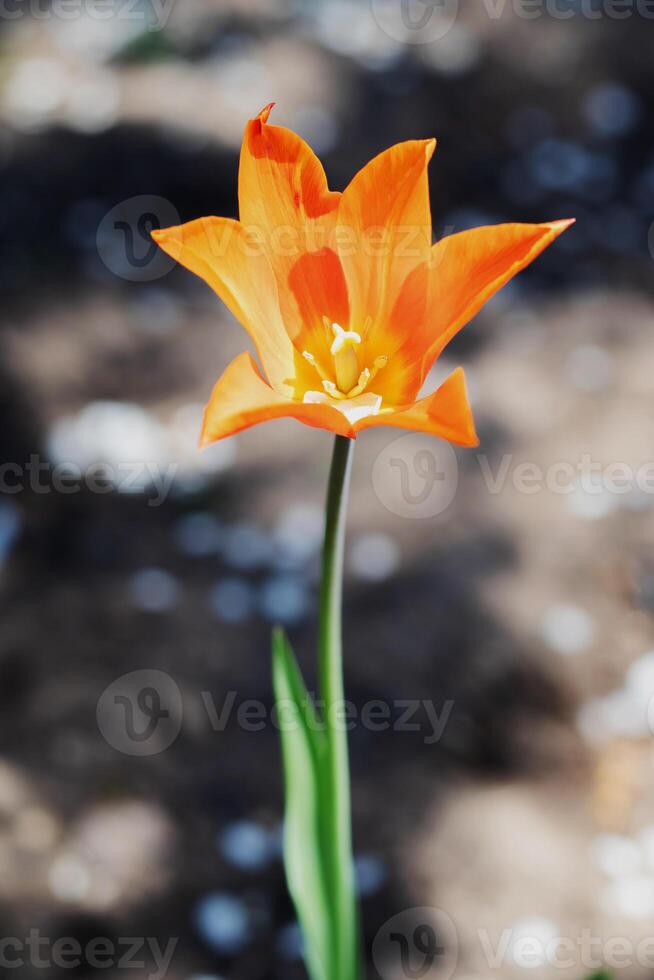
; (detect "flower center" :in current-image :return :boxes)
[302,318,388,401]
[330,322,361,393]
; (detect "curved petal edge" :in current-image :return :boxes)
[200,352,356,446]
[354,367,478,446]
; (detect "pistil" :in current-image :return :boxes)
[302,319,388,401]
[329,321,361,394]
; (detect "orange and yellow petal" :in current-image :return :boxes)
[239,104,340,229]
[201,352,355,446]
[389,219,574,401]
[335,137,436,340]
[152,216,298,396]
[238,105,341,340]
[354,367,478,446]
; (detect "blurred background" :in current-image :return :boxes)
[1,1,654,978]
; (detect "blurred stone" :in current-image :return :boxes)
[209,577,256,624]
[565,345,613,393]
[217,820,276,872]
[0,501,22,565]
[625,650,654,704]
[505,106,554,150]
[506,916,560,967]
[590,833,641,878]
[637,826,654,872]
[55,800,176,911]
[354,853,387,897]
[12,806,60,853]
[174,512,223,557]
[272,503,324,569]
[129,568,180,612]
[48,853,91,902]
[223,523,272,571]
[128,288,184,335]
[602,875,654,919]
[567,479,617,521]
[0,762,32,816]
[276,921,304,961]
[583,82,642,139]
[259,575,309,624]
[194,892,250,955]
[540,604,594,656]
[349,533,400,582]
[419,24,481,76]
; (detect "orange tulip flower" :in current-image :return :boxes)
[152,104,573,447]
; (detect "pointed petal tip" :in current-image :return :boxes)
[150,225,181,244]
[549,218,576,234]
[463,421,480,448]
[352,365,479,443]
[199,399,215,449]
[255,102,275,126]
[451,366,480,446]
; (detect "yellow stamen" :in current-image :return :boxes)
[302,350,331,384]
[345,355,388,398]
[345,368,370,399]
[322,380,346,399]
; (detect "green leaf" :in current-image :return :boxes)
[272,628,333,980]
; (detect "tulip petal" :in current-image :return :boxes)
[239,103,340,228]
[152,216,301,396]
[391,219,574,400]
[201,352,355,445]
[354,367,478,446]
[238,105,341,335]
[335,138,436,335]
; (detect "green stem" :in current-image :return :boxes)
[318,434,360,980]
